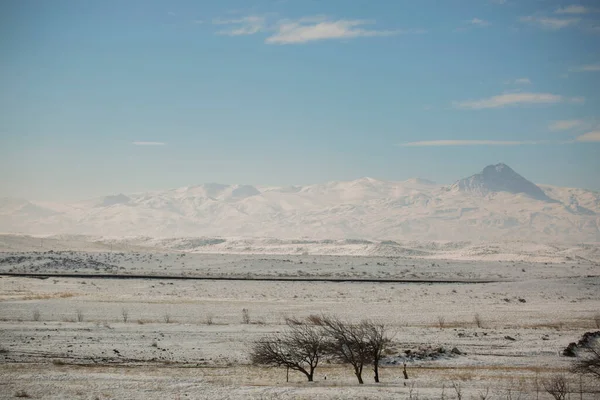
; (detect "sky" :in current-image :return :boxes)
[1,0,599,201]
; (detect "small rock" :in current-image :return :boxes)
[451,347,462,355]
[504,335,516,341]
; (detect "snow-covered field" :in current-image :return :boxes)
[1,235,599,399]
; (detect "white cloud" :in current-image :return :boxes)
[133,142,166,146]
[570,64,600,72]
[519,16,580,29]
[506,78,532,85]
[398,140,545,147]
[555,5,590,15]
[469,18,490,27]
[549,120,585,131]
[454,92,583,109]
[491,0,506,4]
[265,18,415,44]
[213,16,266,36]
[569,96,585,104]
[212,14,424,44]
[575,131,600,142]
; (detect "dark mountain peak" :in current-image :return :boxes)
[100,194,131,207]
[452,163,553,202]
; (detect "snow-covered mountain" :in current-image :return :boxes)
[1,164,598,242]
[451,163,553,202]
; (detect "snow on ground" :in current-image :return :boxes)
[1,233,599,264]
[0,236,599,399]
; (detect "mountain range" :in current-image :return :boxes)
[1,164,598,242]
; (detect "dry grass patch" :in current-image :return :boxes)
[527,320,596,330]
[21,292,76,300]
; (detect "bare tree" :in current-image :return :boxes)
[76,309,84,323]
[242,308,250,324]
[321,316,372,384]
[474,313,484,328]
[437,316,445,329]
[452,381,462,400]
[543,375,569,400]
[477,386,490,400]
[363,320,392,383]
[250,320,326,382]
[571,337,600,380]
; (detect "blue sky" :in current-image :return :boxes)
[1,0,599,201]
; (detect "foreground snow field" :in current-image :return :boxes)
[0,236,599,399]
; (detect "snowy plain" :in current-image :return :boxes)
[0,234,599,399]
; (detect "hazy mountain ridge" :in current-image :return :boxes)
[1,164,598,242]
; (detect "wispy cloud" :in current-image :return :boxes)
[469,18,490,27]
[555,5,591,15]
[505,77,532,85]
[213,16,266,36]
[575,131,600,142]
[398,140,548,147]
[569,63,600,72]
[454,92,584,110]
[213,14,423,44]
[266,17,418,44]
[519,16,580,30]
[133,141,166,146]
[549,119,585,131]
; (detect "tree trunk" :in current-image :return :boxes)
[355,366,364,384]
[298,367,313,382]
[373,363,380,383]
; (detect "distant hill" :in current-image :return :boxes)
[1,164,598,242]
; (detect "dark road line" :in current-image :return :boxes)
[0,272,501,284]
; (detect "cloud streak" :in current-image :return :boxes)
[575,131,600,142]
[454,92,584,109]
[398,140,548,147]
[519,16,580,29]
[549,120,585,131]
[570,63,600,72]
[133,142,166,146]
[469,18,490,27]
[214,16,266,36]
[399,132,600,147]
[266,17,417,44]
[555,5,591,15]
[213,14,423,44]
[505,78,532,85]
